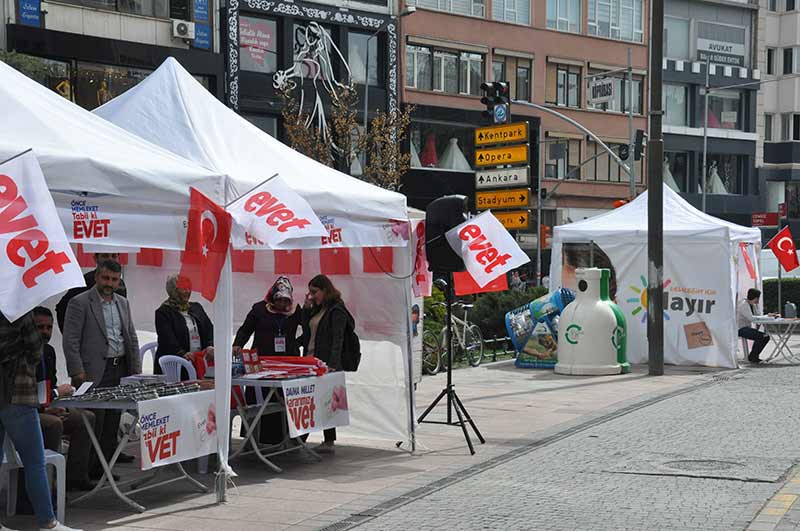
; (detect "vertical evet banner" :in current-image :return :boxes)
[139,390,218,470]
[281,372,349,438]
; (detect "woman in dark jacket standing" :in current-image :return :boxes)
[302,274,354,453]
[154,275,214,376]
[233,276,302,444]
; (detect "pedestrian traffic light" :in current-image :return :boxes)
[618,144,630,161]
[480,81,510,124]
[634,129,647,161]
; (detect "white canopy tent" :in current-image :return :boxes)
[549,185,762,368]
[92,58,416,447]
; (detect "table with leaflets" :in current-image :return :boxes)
[752,317,800,363]
[53,379,212,513]
[223,355,349,472]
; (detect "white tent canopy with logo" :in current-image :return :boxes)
[549,185,762,368]
[92,57,415,446]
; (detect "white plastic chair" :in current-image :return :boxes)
[157,356,208,473]
[158,355,197,383]
[139,341,158,373]
[1,435,65,522]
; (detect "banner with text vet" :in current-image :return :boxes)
[445,210,529,288]
[0,151,84,321]
[228,174,328,249]
[281,372,349,438]
[139,390,218,470]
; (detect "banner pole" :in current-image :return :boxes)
[0,148,33,167]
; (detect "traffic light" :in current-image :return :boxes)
[634,129,647,161]
[480,82,510,125]
[618,144,630,161]
[540,224,552,248]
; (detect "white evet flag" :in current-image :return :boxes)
[0,151,85,321]
[445,210,530,288]
[228,174,328,248]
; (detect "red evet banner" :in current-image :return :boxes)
[453,271,508,295]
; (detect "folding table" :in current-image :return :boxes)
[752,317,800,363]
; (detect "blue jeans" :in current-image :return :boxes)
[0,404,56,527]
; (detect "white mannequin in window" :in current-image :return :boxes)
[438,138,471,171]
[708,160,728,194]
[663,156,680,192]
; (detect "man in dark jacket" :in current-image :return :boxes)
[55,252,127,333]
[32,307,96,491]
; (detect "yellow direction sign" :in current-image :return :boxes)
[494,210,529,230]
[475,144,528,167]
[474,122,529,146]
[475,188,530,210]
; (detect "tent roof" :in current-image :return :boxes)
[0,60,227,206]
[554,184,762,244]
[94,57,407,226]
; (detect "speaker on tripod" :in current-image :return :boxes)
[419,194,485,455]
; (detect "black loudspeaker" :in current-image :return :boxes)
[426,195,467,272]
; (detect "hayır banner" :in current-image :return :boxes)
[139,390,218,470]
[281,372,349,438]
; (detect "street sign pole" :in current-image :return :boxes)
[536,168,542,286]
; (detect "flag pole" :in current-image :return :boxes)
[224,173,280,208]
[0,148,33,166]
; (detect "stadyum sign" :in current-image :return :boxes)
[446,210,530,288]
[0,151,84,321]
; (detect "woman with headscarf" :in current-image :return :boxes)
[154,274,214,377]
[233,276,302,445]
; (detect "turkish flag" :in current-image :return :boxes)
[179,188,233,302]
[320,248,350,275]
[231,248,255,273]
[767,226,800,272]
[75,245,95,268]
[274,249,302,275]
[136,248,163,267]
[363,247,394,274]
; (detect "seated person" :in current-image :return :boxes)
[155,275,214,379]
[32,307,97,492]
[233,277,302,444]
[737,289,776,364]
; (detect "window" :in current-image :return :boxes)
[703,154,742,195]
[784,48,800,74]
[767,48,776,76]
[588,0,643,43]
[697,22,747,67]
[433,51,458,93]
[706,90,743,130]
[664,17,689,61]
[782,113,793,140]
[545,138,580,179]
[459,52,483,95]
[516,61,531,101]
[410,121,475,171]
[587,74,642,114]
[492,0,530,25]
[6,55,73,101]
[769,0,777,11]
[293,24,332,79]
[663,84,688,126]
[406,46,432,90]
[411,0,485,17]
[492,59,506,82]
[546,62,581,107]
[243,114,277,137]
[75,62,151,110]
[765,114,774,142]
[586,142,643,183]
[348,32,379,86]
[664,152,688,192]
[788,0,796,10]
[240,17,278,74]
[546,0,580,33]
[58,0,168,18]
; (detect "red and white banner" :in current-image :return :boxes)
[281,372,349,438]
[767,226,800,273]
[228,174,328,248]
[139,390,218,470]
[445,210,530,288]
[179,187,233,302]
[0,151,84,321]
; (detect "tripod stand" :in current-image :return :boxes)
[417,272,485,455]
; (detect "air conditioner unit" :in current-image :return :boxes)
[171,19,196,40]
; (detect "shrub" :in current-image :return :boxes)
[762,278,800,314]
[470,286,548,339]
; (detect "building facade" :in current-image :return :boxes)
[1,0,223,105]
[662,0,762,226]
[224,0,398,144]
[399,0,650,274]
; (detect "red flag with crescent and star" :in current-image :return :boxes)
[179,187,233,302]
[767,226,800,273]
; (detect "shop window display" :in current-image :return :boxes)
[75,62,150,110]
[664,152,687,192]
[240,16,279,74]
[706,90,743,131]
[704,154,742,195]
[410,122,474,172]
[5,55,73,101]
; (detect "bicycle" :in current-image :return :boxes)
[422,327,442,375]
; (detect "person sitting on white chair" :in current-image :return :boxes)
[737,289,776,364]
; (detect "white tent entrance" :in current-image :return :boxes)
[549,185,761,368]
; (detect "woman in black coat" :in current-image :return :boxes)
[154,274,214,377]
[301,274,354,453]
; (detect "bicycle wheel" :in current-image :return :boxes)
[440,327,458,370]
[465,325,484,367]
[422,329,441,375]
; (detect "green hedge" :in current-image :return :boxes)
[763,278,800,314]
